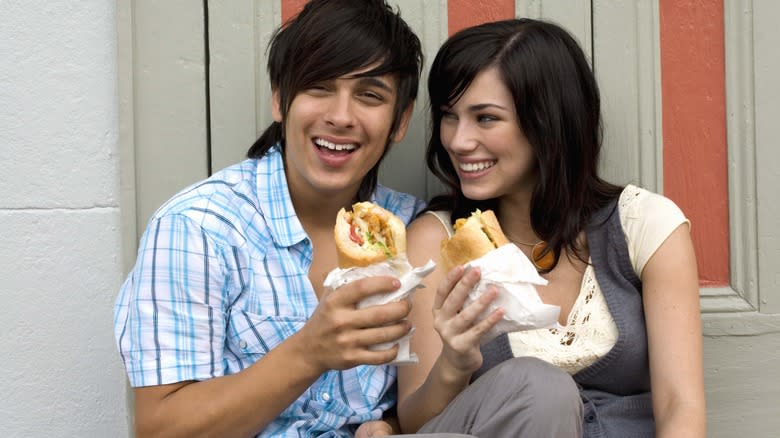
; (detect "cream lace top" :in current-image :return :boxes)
[430,185,689,375]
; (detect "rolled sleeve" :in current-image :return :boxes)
[115,213,230,387]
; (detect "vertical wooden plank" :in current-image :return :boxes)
[754,0,780,313]
[660,0,729,286]
[723,0,759,309]
[118,1,138,268]
[132,0,209,230]
[516,0,592,58]
[117,2,137,433]
[593,0,662,191]
[449,0,515,35]
[282,0,308,22]
[378,0,448,201]
[209,0,259,172]
[209,0,281,172]
[254,1,284,148]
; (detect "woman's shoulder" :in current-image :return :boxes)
[617,184,690,276]
[618,184,686,221]
[373,184,427,225]
[408,211,453,241]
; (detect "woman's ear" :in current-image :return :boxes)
[391,104,415,143]
[271,89,282,122]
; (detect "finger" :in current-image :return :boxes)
[328,276,401,307]
[466,307,504,343]
[354,321,412,348]
[433,265,464,310]
[351,300,411,328]
[448,285,499,332]
[358,344,402,366]
[438,267,481,317]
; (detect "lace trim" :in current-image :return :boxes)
[618,183,643,214]
[506,186,645,374]
[507,265,618,374]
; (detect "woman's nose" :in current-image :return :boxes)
[445,121,479,153]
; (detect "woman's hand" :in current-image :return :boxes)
[432,265,504,375]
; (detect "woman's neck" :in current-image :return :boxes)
[497,190,540,245]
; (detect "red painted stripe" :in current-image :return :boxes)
[448,0,515,36]
[660,0,729,286]
[282,0,308,23]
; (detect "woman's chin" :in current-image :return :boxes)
[461,186,500,201]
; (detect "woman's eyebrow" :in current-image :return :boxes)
[468,103,509,111]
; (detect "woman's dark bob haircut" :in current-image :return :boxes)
[425,18,622,270]
[247,0,423,201]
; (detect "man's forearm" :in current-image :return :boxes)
[135,331,325,438]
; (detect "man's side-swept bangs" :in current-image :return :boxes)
[270,0,421,118]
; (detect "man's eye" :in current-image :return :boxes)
[306,84,329,94]
[360,91,384,102]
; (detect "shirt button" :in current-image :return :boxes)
[321,392,331,402]
[239,339,247,349]
[585,414,596,423]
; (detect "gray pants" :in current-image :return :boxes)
[388,357,583,438]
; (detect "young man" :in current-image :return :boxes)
[114,1,425,436]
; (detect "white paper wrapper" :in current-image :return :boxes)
[323,258,436,365]
[463,244,561,344]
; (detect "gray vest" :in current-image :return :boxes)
[473,200,655,437]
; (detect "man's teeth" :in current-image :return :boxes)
[459,161,496,172]
[315,138,357,151]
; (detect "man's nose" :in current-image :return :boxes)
[324,92,356,128]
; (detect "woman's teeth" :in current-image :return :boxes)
[315,138,357,151]
[459,161,496,172]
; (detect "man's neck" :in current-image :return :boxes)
[289,184,360,231]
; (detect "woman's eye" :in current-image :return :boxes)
[441,111,457,120]
[477,114,497,123]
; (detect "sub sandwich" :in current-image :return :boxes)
[439,209,510,272]
[335,202,406,268]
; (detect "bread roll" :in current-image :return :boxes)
[335,202,406,268]
[439,209,509,272]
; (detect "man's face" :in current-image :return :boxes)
[274,68,412,201]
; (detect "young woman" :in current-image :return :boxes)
[397,18,706,437]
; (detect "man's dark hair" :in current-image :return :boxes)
[425,18,623,271]
[248,0,423,201]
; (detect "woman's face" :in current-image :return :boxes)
[439,67,536,201]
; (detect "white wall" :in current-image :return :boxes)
[0,1,129,436]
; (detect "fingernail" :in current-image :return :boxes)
[392,279,401,289]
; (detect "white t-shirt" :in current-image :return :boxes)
[429,185,689,374]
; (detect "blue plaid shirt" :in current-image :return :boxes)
[114,145,426,437]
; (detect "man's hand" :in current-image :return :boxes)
[355,419,395,438]
[298,275,412,371]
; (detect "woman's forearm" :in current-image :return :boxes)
[397,356,473,433]
[654,400,706,438]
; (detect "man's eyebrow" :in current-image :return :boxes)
[355,76,394,93]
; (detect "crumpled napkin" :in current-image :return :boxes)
[323,258,436,365]
[462,244,561,344]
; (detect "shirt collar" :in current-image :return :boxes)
[255,145,309,247]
